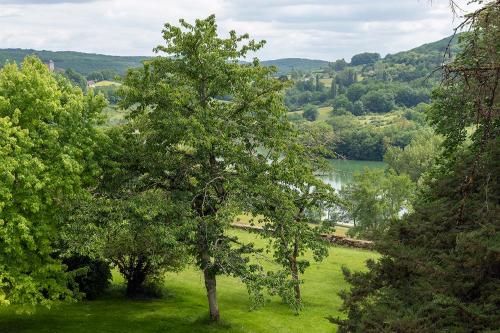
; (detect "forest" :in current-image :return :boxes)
[0,1,498,332]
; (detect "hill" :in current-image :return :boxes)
[0,35,459,77]
[0,49,148,75]
[261,58,330,75]
[0,48,329,76]
[383,34,461,67]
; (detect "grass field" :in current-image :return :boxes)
[0,229,378,333]
[287,106,332,122]
[94,80,121,87]
[317,106,333,121]
[319,78,332,88]
[357,112,400,126]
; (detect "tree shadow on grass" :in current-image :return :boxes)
[0,287,247,333]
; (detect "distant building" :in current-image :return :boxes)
[46,60,55,72]
[87,80,96,88]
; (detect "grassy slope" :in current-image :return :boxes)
[0,229,378,333]
[93,80,121,87]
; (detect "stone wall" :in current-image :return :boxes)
[231,223,374,250]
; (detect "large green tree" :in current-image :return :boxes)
[63,124,189,297]
[0,56,105,306]
[333,2,499,331]
[120,16,293,322]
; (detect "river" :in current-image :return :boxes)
[321,159,386,191]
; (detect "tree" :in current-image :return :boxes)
[330,80,338,98]
[361,90,395,113]
[339,169,414,240]
[64,68,88,92]
[346,83,368,102]
[394,86,429,107]
[120,15,292,322]
[247,122,337,312]
[351,52,381,66]
[335,68,357,87]
[66,189,188,297]
[330,58,348,71]
[332,95,353,113]
[302,104,319,121]
[384,130,442,182]
[351,101,365,116]
[333,2,500,331]
[0,56,105,306]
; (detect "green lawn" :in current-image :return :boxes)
[0,229,378,333]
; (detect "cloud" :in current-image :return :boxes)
[0,0,474,60]
[0,0,101,3]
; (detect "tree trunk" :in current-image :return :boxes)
[126,271,147,297]
[203,265,220,322]
[290,238,301,304]
[290,254,301,303]
[125,256,147,297]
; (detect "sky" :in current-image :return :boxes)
[0,0,476,61]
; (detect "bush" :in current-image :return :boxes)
[63,254,112,300]
[302,104,319,121]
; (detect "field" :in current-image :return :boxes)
[287,106,332,122]
[357,112,400,127]
[0,229,378,333]
[94,80,121,87]
[319,78,333,87]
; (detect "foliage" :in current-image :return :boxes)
[87,69,119,81]
[120,15,301,321]
[334,2,500,331]
[335,68,357,87]
[246,123,337,312]
[94,85,120,104]
[384,130,442,182]
[259,58,329,76]
[63,68,88,92]
[332,95,353,113]
[339,169,415,240]
[350,52,380,66]
[66,189,188,297]
[0,56,105,307]
[302,104,319,121]
[62,255,111,300]
[361,90,395,113]
[63,123,189,297]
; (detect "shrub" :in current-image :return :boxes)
[302,104,319,121]
[63,254,112,300]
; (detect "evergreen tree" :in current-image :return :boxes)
[332,2,500,331]
[330,80,337,99]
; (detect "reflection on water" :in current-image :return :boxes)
[320,159,386,190]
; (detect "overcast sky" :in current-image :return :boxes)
[0,0,475,61]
